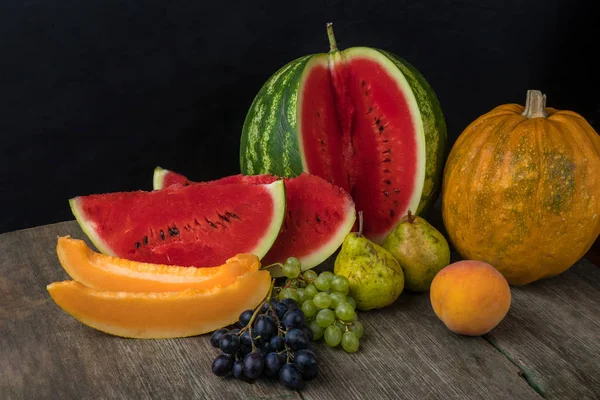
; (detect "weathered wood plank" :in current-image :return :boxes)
[484,260,600,399]
[0,221,541,399]
[0,221,301,400]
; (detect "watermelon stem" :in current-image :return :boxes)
[326,22,338,52]
[357,211,364,237]
[522,90,548,119]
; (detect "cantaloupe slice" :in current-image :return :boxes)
[56,236,260,292]
[46,270,271,339]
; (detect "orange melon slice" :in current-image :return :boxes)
[46,270,271,339]
[56,236,260,292]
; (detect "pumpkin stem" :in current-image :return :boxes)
[326,22,338,52]
[522,90,548,119]
[407,209,415,223]
[357,210,363,237]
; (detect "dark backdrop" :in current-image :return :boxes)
[1,0,597,234]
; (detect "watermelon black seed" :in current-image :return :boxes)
[383,191,389,197]
[382,149,391,154]
[389,210,395,217]
[375,118,380,125]
[143,236,148,245]
[205,218,218,229]
[383,169,391,173]
[135,242,141,249]
[379,126,384,133]
[383,139,389,143]
[367,106,373,114]
[315,215,321,223]
[394,200,399,207]
[384,179,391,185]
[383,158,391,163]
[319,139,325,145]
[394,188,400,193]
[361,80,366,86]
[160,230,165,240]
[218,213,230,223]
[226,212,239,220]
[168,227,179,237]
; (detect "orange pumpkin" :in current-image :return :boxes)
[442,90,600,285]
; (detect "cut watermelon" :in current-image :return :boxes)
[153,168,356,274]
[152,166,191,189]
[240,24,447,243]
[70,180,286,268]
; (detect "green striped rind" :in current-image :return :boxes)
[240,55,313,177]
[378,50,448,215]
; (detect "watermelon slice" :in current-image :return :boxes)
[240,24,447,243]
[70,180,286,268]
[153,167,356,273]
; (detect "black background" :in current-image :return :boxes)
[1,0,598,234]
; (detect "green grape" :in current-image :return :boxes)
[316,309,335,328]
[335,319,348,332]
[329,292,346,309]
[346,296,357,309]
[301,300,318,318]
[296,287,306,302]
[348,321,364,339]
[304,284,318,299]
[320,271,335,280]
[335,302,357,322]
[330,275,350,294]
[324,325,342,347]
[278,287,294,301]
[282,259,301,279]
[314,275,331,291]
[341,332,360,353]
[313,292,331,309]
[303,270,318,281]
[309,320,324,340]
[286,256,302,270]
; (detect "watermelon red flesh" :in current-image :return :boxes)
[154,169,356,272]
[70,181,285,267]
[299,51,422,243]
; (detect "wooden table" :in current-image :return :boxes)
[1,219,599,400]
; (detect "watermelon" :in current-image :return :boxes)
[70,180,286,267]
[240,24,447,243]
[153,167,356,273]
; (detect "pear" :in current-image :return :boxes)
[382,210,450,292]
[334,212,404,311]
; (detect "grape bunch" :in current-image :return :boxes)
[276,257,364,353]
[209,286,318,390]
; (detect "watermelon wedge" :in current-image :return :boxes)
[70,180,286,268]
[153,167,356,273]
[240,24,447,243]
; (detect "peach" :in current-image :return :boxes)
[430,260,511,336]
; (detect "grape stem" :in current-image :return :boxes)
[238,278,276,351]
[261,262,284,271]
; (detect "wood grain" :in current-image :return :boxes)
[0,222,300,400]
[0,219,595,399]
[484,259,600,399]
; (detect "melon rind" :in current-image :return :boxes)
[152,166,168,191]
[69,197,117,257]
[247,180,287,260]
